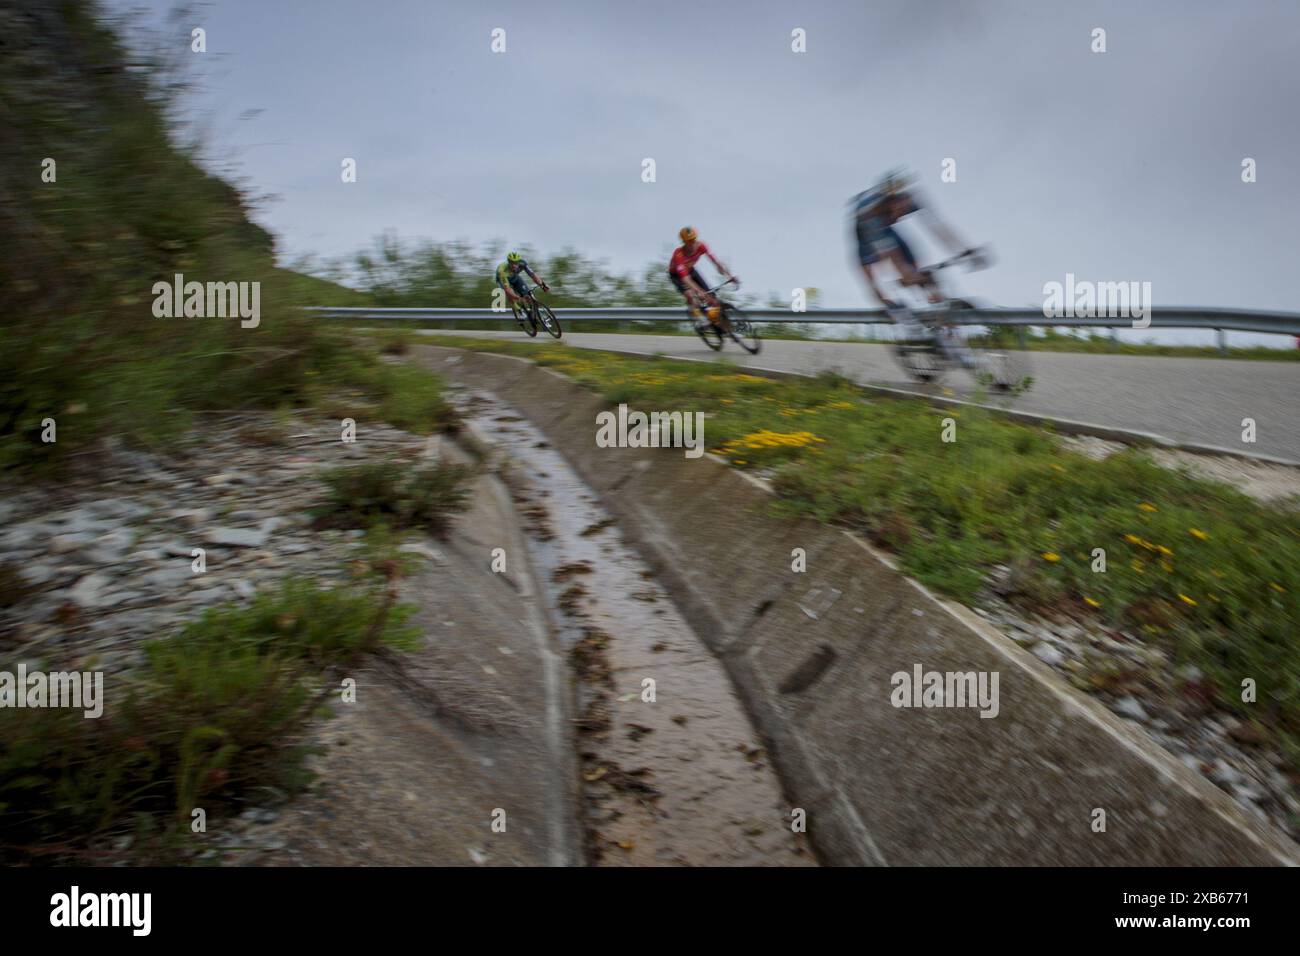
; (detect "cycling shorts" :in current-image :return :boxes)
[856,216,917,268]
[668,268,708,295]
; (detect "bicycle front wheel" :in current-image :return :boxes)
[536,303,562,339]
[972,345,1033,392]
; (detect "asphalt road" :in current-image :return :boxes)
[427,330,1300,463]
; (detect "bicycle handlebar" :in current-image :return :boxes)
[931,246,991,273]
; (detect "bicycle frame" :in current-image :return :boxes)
[891,251,977,325]
[516,282,547,304]
[886,248,1018,386]
[685,276,736,311]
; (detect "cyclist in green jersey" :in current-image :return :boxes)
[496,251,549,309]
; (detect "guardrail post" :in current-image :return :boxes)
[1216,328,1227,354]
[1016,327,1026,350]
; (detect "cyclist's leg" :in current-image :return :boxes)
[880,228,939,301]
[501,281,522,318]
[690,269,729,329]
[670,270,705,319]
[508,274,532,317]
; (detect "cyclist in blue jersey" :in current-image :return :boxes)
[850,168,977,312]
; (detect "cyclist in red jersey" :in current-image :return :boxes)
[668,227,738,331]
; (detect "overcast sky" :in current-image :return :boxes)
[106,0,1299,315]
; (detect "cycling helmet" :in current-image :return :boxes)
[506,251,522,263]
[679,226,698,243]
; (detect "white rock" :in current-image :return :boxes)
[205,527,269,548]
[1113,697,1148,722]
[67,573,114,608]
[1032,643,1065,666]
[18,564,56,586]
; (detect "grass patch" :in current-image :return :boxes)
[0,576,418,865]
[314,460,474,537]
[425,335,1300,763]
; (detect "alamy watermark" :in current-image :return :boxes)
[152,273,260,328]
[891,663,999,718]
[50,886,151,936]
[0,664,103,718]
[1042,273,1152,329]
[595,403,705,459]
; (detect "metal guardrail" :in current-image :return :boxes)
[306,305,1300,337]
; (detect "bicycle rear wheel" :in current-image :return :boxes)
[724,305,761,354]
[536,302,562,339]
[893,343,943,383]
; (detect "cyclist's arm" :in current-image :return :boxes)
[704,250,734,281]
[525,265,549,289]
[909,194,969,258]
[921,210,969,258]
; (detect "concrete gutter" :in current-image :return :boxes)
[422,344,1298,866]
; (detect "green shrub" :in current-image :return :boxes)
[314,460,473,537]
[0,578,415,864]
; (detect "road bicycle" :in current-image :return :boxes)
[511,283,562,339]
[688,277,761,354]
[889,250,1030,391]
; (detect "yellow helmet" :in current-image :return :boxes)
[679,226,698,243]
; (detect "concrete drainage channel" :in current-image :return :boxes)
[456,387,814,865]
[424,345,1298,866]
